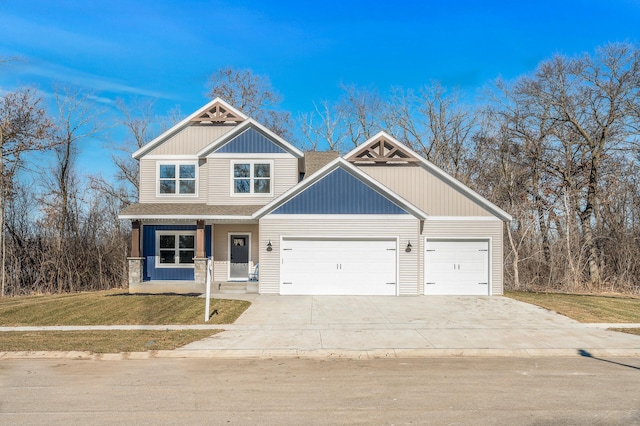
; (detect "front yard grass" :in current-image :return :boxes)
[0,290,250,353]
[506,291,640,337]
[505,291,640,323]
[0,290,250,326]
[0,329,220,353]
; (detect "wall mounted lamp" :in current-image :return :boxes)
[405,241,412,253]
[266,240,273,251]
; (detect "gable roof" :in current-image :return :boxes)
[344,132,513,222]
[196,119,304,158]
[132,98,247,159]
[272,167,409,215]
[346,133,420,164]
[254,157,427,219]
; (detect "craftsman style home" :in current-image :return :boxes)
[120,98,511,296]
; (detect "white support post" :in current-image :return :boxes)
[204,258,212,322]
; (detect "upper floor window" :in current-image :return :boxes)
[158,163,197,195]
[232,161,272,195]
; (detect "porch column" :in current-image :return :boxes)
[131,220,141,257]
[196,220,206,258]
[127,220,144,292]
[194,220,208,289]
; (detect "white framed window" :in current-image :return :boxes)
[158,162,197,196]
[231,160,273,196]
[155,231,196,268]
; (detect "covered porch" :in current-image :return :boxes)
[121,203,263,295]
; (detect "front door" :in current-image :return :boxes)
[229,234,250,280]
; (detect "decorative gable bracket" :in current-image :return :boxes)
[191,101,245,124]
[346,135,419,164]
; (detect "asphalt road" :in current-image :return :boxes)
[2,357,640,425]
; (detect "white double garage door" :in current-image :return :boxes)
[280,238,489,296]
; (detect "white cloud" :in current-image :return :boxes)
[2,58,173,101]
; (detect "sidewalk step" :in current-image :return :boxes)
[217,282,248,294]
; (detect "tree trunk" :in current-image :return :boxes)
[506,223,520,290]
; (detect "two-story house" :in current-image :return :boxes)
[119,98,511,296]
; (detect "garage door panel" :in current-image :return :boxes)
[281,239,397,295]
[425,240,489,296]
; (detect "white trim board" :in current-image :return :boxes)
[261,214,416,220]
[426,216,502,221]
[209,153,295,159]
[119,215,255,221]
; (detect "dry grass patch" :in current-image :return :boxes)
[506,291,640,323]
[610,328,640,336]
[0,329,219,353]
[0,290,250,326]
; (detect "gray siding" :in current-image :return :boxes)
[211,224,259,282]
[208,156,299,205]
[360,166,493,216]
[259,216,420,295]
[148,124,235,156]
[421,219,504,295]
[139,159,208,203]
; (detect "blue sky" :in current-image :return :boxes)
[1,0,640,179]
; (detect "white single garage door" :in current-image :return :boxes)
[280,238,397,295]
[425,240,489,295]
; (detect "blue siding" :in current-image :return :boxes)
[215,127,287,154]
[142,224,212,281]
[272,167,408,215]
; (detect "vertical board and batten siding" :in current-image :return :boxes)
[139,159,208,203]
[147,125,236,156]
[142,224,212,281]
[211,224,259,282]
[214,127,288,154]
[360,166,493,216]
[207,156,299,205]
[272,168,407,215]
[422,219,504,295]
[259,217,420,295]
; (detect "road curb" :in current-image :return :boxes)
[2,348,640,360]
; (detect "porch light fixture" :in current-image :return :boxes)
[405,241,412,253]
[266,240,273,251]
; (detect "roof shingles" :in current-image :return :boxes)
[303,151,340,177]
[119,203,262,218]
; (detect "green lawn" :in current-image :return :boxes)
[0,290,250,353]
[505,291,640,323]
[0,329,220,353]
[0,290,250,326]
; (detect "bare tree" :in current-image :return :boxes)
[298,100,346,151]
[0,88,54,296]
[207,67,293,139]
[38,86,103,293]
[530,44,638,284]
[486,42,640,291]
[385,87,428,151]
[337,83,385,147]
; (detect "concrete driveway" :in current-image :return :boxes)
[179,295,640,357]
